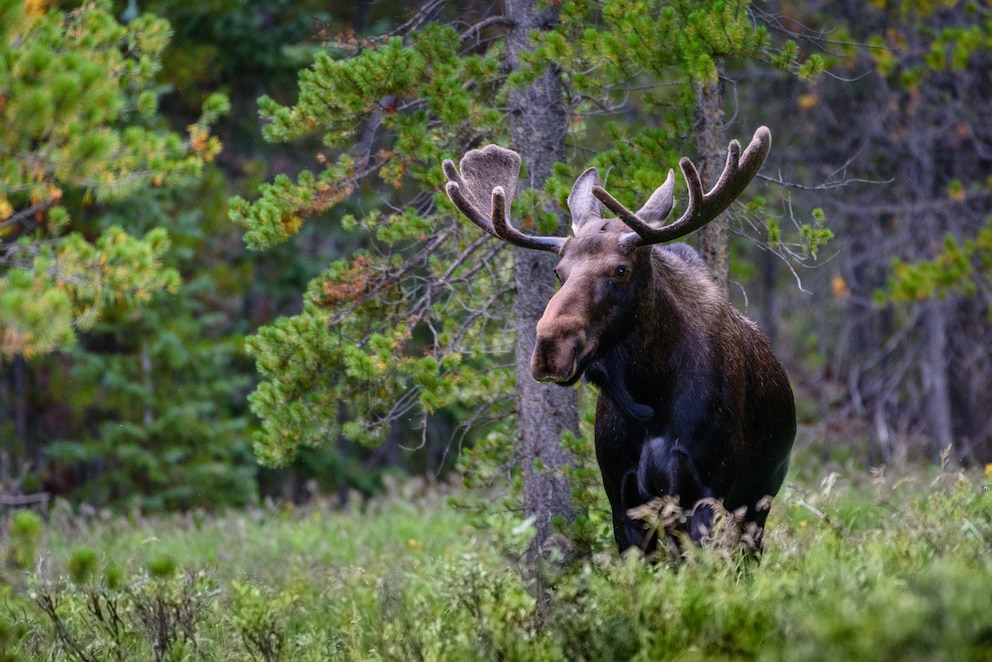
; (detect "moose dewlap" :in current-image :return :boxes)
[443,127,796,556]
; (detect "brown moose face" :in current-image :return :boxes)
[531,223,648,385]
[442,129,773,384]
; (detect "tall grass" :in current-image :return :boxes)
[2,464,991,661]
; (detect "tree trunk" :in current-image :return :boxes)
[504,0,579,563]
[760,244,778,347]
[923,299,954,463]
[141,340,155,427]
[14,355,28,461]
[695,62,730,296]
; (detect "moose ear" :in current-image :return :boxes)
[568,168,605,235]
[635,169,676,225]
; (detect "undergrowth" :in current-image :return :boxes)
[2,465,991,661]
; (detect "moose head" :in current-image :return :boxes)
[443,127,772,388]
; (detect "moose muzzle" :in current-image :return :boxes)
[530,318,595,385]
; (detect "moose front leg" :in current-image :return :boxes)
[681,495,773,556]
[594,397,651,554]
[611,470,655,553]
[634,437,720,550]
[596,452,652,553]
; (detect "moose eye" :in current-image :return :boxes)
[614,265,631,280]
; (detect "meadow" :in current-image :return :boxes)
[2,450,991,661]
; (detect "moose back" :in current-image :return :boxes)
[443,127,796,554]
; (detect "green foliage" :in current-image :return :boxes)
[800,207,834,258]
[883,216,992,304]
[2,467,992,660]
[0,267,76,355]
[40,179,258,512]
[53,226,181,324]
[0,0,228,358]
[0,608,27,662]
[541,0,828,266]
[141,0,332,90]
[863,0,992,86]
[31,566,218,662]
[231,18,512,465]
[557,405,616,556]
[244,241,516,465]
[230,22,503,248]
[230,580,296,661]
[766,36,829,82]
[3,510,43,570]
[541,0,771,101]
[67,545,99,585]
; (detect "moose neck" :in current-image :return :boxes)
[590,244,722,420]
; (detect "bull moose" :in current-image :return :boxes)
[442,127,796,555]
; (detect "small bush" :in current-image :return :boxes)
[4,510,43,570]
[67,546,99,585]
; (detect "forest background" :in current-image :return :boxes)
[3,0,992,517]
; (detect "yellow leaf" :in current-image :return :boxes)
[831,276,851,298]
[25,0,48,19]
[798,93,820,111]
[948,180,966,202]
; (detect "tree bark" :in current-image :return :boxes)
[14,355,28,461]
[759,243,778,347]
[504,0,579,563]
[923,299,954,462]
[695,63,730,297]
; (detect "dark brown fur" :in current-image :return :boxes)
[534,235,795,553]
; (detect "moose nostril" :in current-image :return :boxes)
[531,338,560,378]
[531,331,586,383]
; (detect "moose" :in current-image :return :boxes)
[442,127,796,555]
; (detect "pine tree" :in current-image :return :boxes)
[0,0,227,359]
[41,177,258,510]
[0,0,234,493]
[230,11,515,463]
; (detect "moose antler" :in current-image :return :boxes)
[443,128,770,253]
[593,126,772,250]
[443,145,565,253]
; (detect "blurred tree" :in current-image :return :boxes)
[2,0,405,507]
[41,174,259,510]
[777,0,992,464]
[0,0,227,359]
[118,0,421,502]
[0,0,228,488]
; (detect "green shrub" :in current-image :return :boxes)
[1,468,991,660]
[4,510,43,570]
[67,545,99,585]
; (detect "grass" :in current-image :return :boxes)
[37,477,479,587]
[2,459,992,661]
